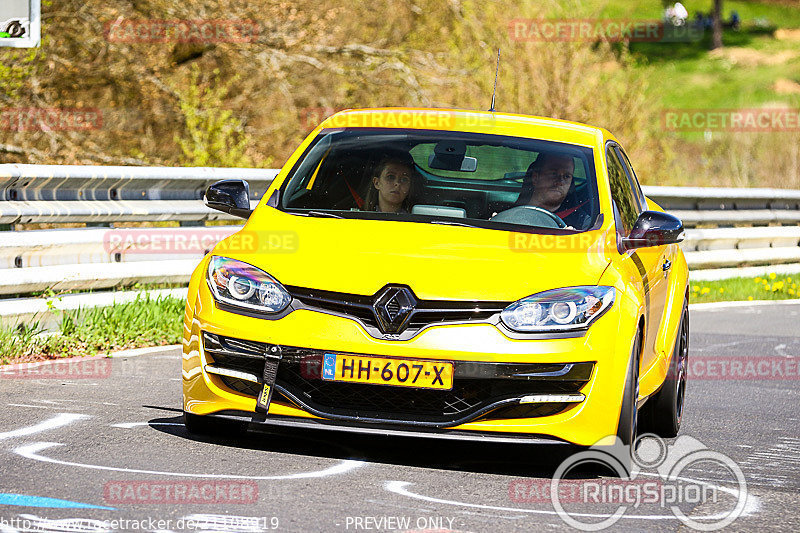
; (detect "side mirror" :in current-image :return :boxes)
[622,210,684,251]
[204,179,252,219]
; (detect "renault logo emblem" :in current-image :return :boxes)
[372,285,417,333]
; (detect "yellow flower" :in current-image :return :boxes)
[701,287,711,295]
[719,288,725,293]
[762,279,768,285]
[747,296,754,301]
[774,281,784,290]
[793,284,797,289]
[773,286,780,292]
[769,273,776,280]
[788,278,793,283]
[765,284,771,291]
[754,277,762,283]
[692,285,699,292]
[789,289,796,295]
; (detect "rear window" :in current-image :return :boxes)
[278,128,600,232]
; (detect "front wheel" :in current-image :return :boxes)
[616,329,641,448]
[642,303,689,437]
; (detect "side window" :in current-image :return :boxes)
[617,147,647,211]
[606,146,639,235]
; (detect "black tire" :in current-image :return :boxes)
[183,411,248,436]
[616,328,641,448]
[642,303,689,438]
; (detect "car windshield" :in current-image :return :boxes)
[278,128,600,232]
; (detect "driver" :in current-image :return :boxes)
[522,152,574,213]
[509,152,591,229]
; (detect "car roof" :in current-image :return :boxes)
[318,107,615,148]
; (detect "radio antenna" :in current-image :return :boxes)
[489,48,500,112]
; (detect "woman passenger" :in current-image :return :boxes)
[363,153,419,214]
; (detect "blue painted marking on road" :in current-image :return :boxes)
[0,493,115,510]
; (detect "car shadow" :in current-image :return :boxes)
[146,410,612,480]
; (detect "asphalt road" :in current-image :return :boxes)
[1,302,799,532]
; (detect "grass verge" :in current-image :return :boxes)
[0,294,184,365]
[690,272,800,303]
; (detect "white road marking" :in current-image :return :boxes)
[15,442,365,480]
[0,414,88,441]
[8,404,50,409]
[738,436,800,489]
[384,474,761,521]
[774,344,790,357]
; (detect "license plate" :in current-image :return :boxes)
[321,353,453,390]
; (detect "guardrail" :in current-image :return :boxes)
[0,164,276,224]
[1,164,799,324]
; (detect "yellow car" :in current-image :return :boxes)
[182,108,689,448]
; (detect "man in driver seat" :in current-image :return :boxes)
[515,152,591,229]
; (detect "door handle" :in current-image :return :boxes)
[662,259,672,272]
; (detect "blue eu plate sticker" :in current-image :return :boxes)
[322,353,336,380]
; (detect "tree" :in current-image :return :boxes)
[711,0,723,49]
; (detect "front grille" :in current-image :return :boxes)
[275,347,589,425]
[203,332,593,426]
[220,376,262,397]
[286,285,507,333]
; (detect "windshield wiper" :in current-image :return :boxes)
[304,210,344,219]
[429,219,477,228]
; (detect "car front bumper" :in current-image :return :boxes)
[183,280,636,447]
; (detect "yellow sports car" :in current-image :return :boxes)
[182,108,689,448]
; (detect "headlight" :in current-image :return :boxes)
[206,256,291,313]
[500,286,615,332]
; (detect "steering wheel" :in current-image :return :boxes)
[489,205,567,228]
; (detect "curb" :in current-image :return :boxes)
[0,344,181,371]
[108,344,181,358]
[690,299,800,311]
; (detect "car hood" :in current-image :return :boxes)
[221,208,612,302]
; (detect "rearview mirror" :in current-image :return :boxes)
[204,179,252,219]
[428,140,477,172]
[622,211,684,250]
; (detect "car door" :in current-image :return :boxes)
[605,143,663,376]
[614,144,671,371]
